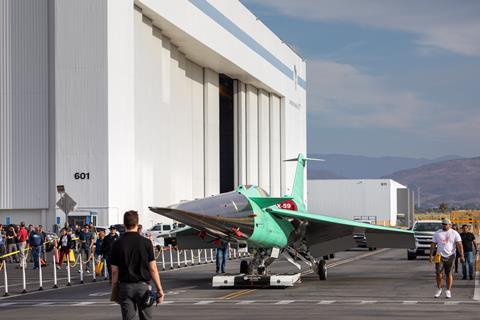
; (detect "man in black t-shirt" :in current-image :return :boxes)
[111,211,164,320]
[460,224,477,280]
[102,226,119,280]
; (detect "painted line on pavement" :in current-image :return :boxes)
[317,300,336,304]
[235,300,255,305]
[1,299,479,307]
[194,300,215,305]
[221,289,256,300]
[33,302,55,307]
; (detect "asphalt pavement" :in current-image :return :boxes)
[0,248,478,320]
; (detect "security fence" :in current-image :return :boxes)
[0,243,248,297]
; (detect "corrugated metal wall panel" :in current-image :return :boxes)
[54,0,108,208]
[0,0,49,209]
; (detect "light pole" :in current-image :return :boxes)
[417,186,420,209]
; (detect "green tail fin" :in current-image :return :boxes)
[285,154,324,211]
[285,154,306,210]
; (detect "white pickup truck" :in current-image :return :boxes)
[407,220,443,260]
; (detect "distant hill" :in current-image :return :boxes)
[384,157,480,208]
[307,153,461,179]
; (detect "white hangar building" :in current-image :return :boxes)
[307,179,415,227]
[0,0,306,230]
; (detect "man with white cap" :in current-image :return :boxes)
[430,218,464,299]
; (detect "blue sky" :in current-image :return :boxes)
[241,0,480,158]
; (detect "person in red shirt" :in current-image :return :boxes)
[16,222,28,268]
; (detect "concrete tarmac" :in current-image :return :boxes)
[0,248,478,319]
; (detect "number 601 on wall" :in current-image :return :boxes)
[74,172,90,180]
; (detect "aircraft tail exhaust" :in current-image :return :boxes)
[284,154,324,210]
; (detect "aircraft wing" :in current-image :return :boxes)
[167,226,220,250]
[268,208,415,257]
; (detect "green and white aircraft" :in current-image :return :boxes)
[150,154,414,279]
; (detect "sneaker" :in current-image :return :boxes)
[86,270,91,274]
[462,276,467,280]
[56,266,61,270]
[445,290,452,299]
[434,288,442,298]
[470,275,474,280]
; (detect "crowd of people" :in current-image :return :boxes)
[0,222,149,276]
[0,222,46,269]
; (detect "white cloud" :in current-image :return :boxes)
[307,59,480,141]
[308,60,428,129]
[243,0,480,56]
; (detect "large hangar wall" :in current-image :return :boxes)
[132,8,208,226]
[131,7,286,226]
[0,0,49,215]
[0,0,306,229]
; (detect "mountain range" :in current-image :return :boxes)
[307,153,461,179]
[307,154,480,208]
[384,157,480,208]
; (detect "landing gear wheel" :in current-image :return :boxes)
[257,266,266,275]
[317,260,327,280]
[368,247,373,251]
[329,253,335,259]
[323,255,329,260]
[240,260,249,274]
[407,252,417,260]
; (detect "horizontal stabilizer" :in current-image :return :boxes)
[249,197,293,209]
[284,157,325,162]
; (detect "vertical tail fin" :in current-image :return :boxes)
[284,154,324,210]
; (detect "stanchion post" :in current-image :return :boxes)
[204,249,208,263]
[169,245,174,269]
[66,253,72,286]
[210,249,213,262]
[92,255,96,282]
[190,250,194,265]
[161,247,165,271]
[103,258,108,280]
[177,249,181,268]
[21,257,27,293]
[197,249,201,264]
[3,261,8,296]
[183,250,188,267]
[52,253,58,288]
[79,253,84,284]
[38,254,43,291]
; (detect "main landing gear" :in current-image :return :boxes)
[317,260,327,280]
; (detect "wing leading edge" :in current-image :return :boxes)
[268,207,415,257]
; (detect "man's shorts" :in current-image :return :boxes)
[435,255,455,275]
